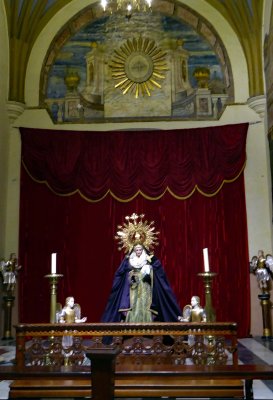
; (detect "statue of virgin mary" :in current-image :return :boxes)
[101,213,181,323]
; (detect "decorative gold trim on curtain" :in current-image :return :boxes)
[22,160,246,202]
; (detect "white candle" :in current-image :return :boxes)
[51,253,57,274]
[203,248,210,272]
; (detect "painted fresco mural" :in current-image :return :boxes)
[41,5,233,123]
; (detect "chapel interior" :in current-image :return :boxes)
[1,0,273,398]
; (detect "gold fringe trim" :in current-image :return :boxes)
[22,160,246,203]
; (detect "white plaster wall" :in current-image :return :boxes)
[264,0,273,36]
[245,118,273,336]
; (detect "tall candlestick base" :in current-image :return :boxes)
[198,272,217,322]
[45,274,63,323]
[258,292,273,341]
[2,291,15,339]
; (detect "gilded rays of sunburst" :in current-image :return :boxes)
[109,37,167,98]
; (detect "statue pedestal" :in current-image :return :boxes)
[258,292,273,341]
[2,291,15,340]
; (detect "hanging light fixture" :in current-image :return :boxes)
[101,0,152,19]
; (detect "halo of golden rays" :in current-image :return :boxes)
[115,213,159,254]
[109,36,167,98]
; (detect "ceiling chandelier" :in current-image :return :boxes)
[101,0,152,19]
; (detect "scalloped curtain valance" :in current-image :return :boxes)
[20,124,248,202]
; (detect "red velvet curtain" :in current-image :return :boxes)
[19,124,250,337]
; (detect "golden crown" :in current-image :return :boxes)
[115,213,159,254]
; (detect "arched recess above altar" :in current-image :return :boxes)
[20,0,252,126]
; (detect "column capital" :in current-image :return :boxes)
[247,95,266,118]
[6,101,25,125]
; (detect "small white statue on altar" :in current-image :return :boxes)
[58,296,87,323]
[178,295,206,322]
[57,296,87,362]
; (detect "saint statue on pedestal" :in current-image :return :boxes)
[250,250,273,292]
[0,253,21,292]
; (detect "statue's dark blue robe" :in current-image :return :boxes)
[101,255,181,322]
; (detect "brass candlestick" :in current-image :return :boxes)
[45,273,63,323]
[198,272,217,322]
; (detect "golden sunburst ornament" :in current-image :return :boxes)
[109,37,167,98]
[115,213,159,254]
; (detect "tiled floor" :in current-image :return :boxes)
[0,337,273,399]
[0,339,16,400]
[238,337,273,399]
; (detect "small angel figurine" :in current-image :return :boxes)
[57,296,87,323]
[56,296,87,364]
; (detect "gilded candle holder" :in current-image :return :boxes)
[45,273,63,323]
[198,272,217,322]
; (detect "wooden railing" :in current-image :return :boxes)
[3,322,273,399]
[15,322,238,368]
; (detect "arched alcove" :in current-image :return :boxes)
[25,0,249,110]
[39,4,234,123]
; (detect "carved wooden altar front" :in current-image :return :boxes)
[15,322,238,368]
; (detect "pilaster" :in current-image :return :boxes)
[247,95,267,119]
[6,101,25,125]
[4,101,24,256]
[3,101,25,337]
